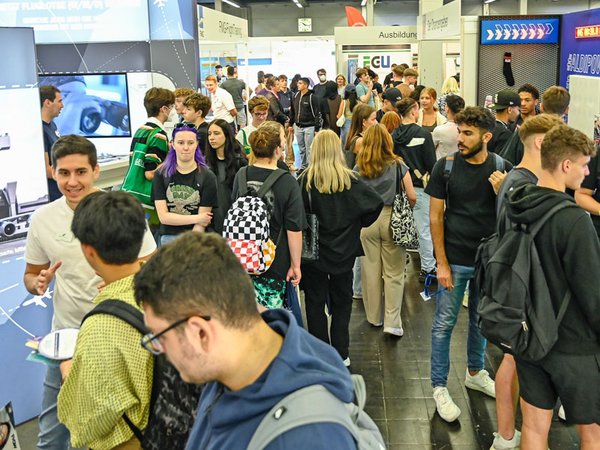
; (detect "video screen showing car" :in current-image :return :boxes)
[38,73,131,137]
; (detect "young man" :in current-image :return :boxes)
[355,68,375,108]
[220,67,247,129]
[432,94,465,160]
[375,87,401,122]
[215,64,225,84]
[278,74,297,170]
[205,74,237,133]
[173,87,195,122]
[182,93,211,153]
[505,124,599,449]
[133,232,358,449]
[393,98,437,283]
[517,83,539,124]
[57,191,153,450]
[488,89,521,154]
[387,64,405,89]
[425,106,512,422]
[398,68,418,100]
[235,95,270,152]
[40,85,64,201]
[290,77,323,170]
[491,113,564,450]
[24,135,156,450]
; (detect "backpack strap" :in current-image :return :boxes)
[242,129,248,146]
[80,299,148,443]
[493,152,505,172]
[443,152,457,209]
[246,377,364,450]
[237,166,249,195]
[256,168,287,199]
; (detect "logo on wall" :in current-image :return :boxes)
[362,55,392,69]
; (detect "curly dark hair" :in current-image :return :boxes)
[455,106,495,133]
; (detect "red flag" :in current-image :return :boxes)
[345,6,367,27]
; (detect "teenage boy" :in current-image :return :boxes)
[235,96,270,152]
[205,74,237,134]
[488,89,521,154]
[426,106,512,422]
[398,68,418,100]
[290,77,322,170]
[375,87,401,122]
[24,135,156,450]
[57,191,153,450]
[40,85,64,201]
[505,124,600,449]
[134,232,358,449]
[491,113,564,450]
[173,87,195,122]
[355,68,375,108]
[182,93,212,153]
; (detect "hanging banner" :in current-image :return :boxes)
[418,0,461,40]
[481,18,560,45]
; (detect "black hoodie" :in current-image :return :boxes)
[507,184,600,354]
[392,123,437,188]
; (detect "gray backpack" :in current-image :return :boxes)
[247,374,386,450]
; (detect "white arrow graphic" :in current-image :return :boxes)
[521,24,528,39]
[545,23,554,34]
[537,24,545,39]
[529,24,537,39]
[496,29,502,39]
[487,29,494,40]
[512,24,520,39]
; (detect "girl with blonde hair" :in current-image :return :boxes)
[299,130,383,366]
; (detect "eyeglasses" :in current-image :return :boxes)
[252,111,268,118]
[141,315,210,355]
[174,122,197,130]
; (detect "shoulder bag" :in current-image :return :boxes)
[390,163,419,249]
[301,188,319,262]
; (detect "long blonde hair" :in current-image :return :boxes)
[356,124,401,179]
[304,130,355,194]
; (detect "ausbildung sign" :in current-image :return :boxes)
[480,18,559,45]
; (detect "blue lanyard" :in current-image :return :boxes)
[423,274,447,298]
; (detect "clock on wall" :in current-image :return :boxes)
[298,17,312,33]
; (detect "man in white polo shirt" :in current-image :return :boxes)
[205,74,237,134]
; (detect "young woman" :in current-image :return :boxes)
[324,81,342,136]
[356,124,416,336]
[337,84,359,151]
[344,103,377,168]
[418,87,447,132]
[152,124,218,246]
[437,76,460,118]
[205,119,248,234]
[380,111,401,134]
[231,121,304,309]
[335,73,347,97]
[299,130,383,366]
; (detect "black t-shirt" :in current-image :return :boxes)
[210,156,248,234]
[373,82,383,95]
[425,152,512,266]
[197,122,209,154]
[42,120,62,201]
[488,120,512,155]
[231,166,305,280]
[153,167,218,235]
[581,154,600,237]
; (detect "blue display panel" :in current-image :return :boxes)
[38,74,131,137]
[0,0,149,44]
[481,18,560,45]
[560,9,600,88]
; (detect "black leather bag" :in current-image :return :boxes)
[301,189,319,262]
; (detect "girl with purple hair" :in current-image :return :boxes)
[152,124,218,245]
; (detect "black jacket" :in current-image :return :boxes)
[507,184,600,354]
[265,91,289,126]
[290,90,323,131]
[488,120,512,155]
[498,129,524,165]
[392,123,437,188]
[299,176,383,273]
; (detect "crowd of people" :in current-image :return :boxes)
[31,62,600,450]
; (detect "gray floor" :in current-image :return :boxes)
[16,253,579,449]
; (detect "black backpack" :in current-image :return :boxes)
[474,201,575,361]
[82,300,202,450]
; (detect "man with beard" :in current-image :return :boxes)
[425,107,512,422]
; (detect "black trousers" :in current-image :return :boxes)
[301,264,353,360]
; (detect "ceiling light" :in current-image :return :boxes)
[292,0,306,7]
[361,0,367,5]
[483,0,497,3]
[223,0,241,8]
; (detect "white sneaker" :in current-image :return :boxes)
[383,327,404,337]
[465,369,496,398]
[343,357,351,367]
[433,386,461,422]
[490,430,521,450]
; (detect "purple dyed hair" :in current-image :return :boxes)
[160,124,207,177]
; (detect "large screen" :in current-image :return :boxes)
[38,74,131,137]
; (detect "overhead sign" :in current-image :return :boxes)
[334,26,418,45]
[480,18,559,45]
[418,0,461,40]
[197,5,248,43]
[575,24,600,39]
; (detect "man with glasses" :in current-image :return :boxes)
[133,232,358,449]
[57,190,154,450]
[235,96,270,154]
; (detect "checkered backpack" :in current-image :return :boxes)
[223,167,286,275]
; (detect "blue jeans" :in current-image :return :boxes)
[340,118,351,151]
[294,125,315,169]
[160,234,179,246]
[37,365,73,450]
[431,264,487,388]
[413,188,435,272]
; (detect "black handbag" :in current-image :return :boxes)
[301,189,319,262]
[390,163,419,249]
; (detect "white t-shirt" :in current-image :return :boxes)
[211,88,236,123]
[432,120,459,160]
[25,196,156,330]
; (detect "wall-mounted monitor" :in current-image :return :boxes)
[38,73,131,138]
